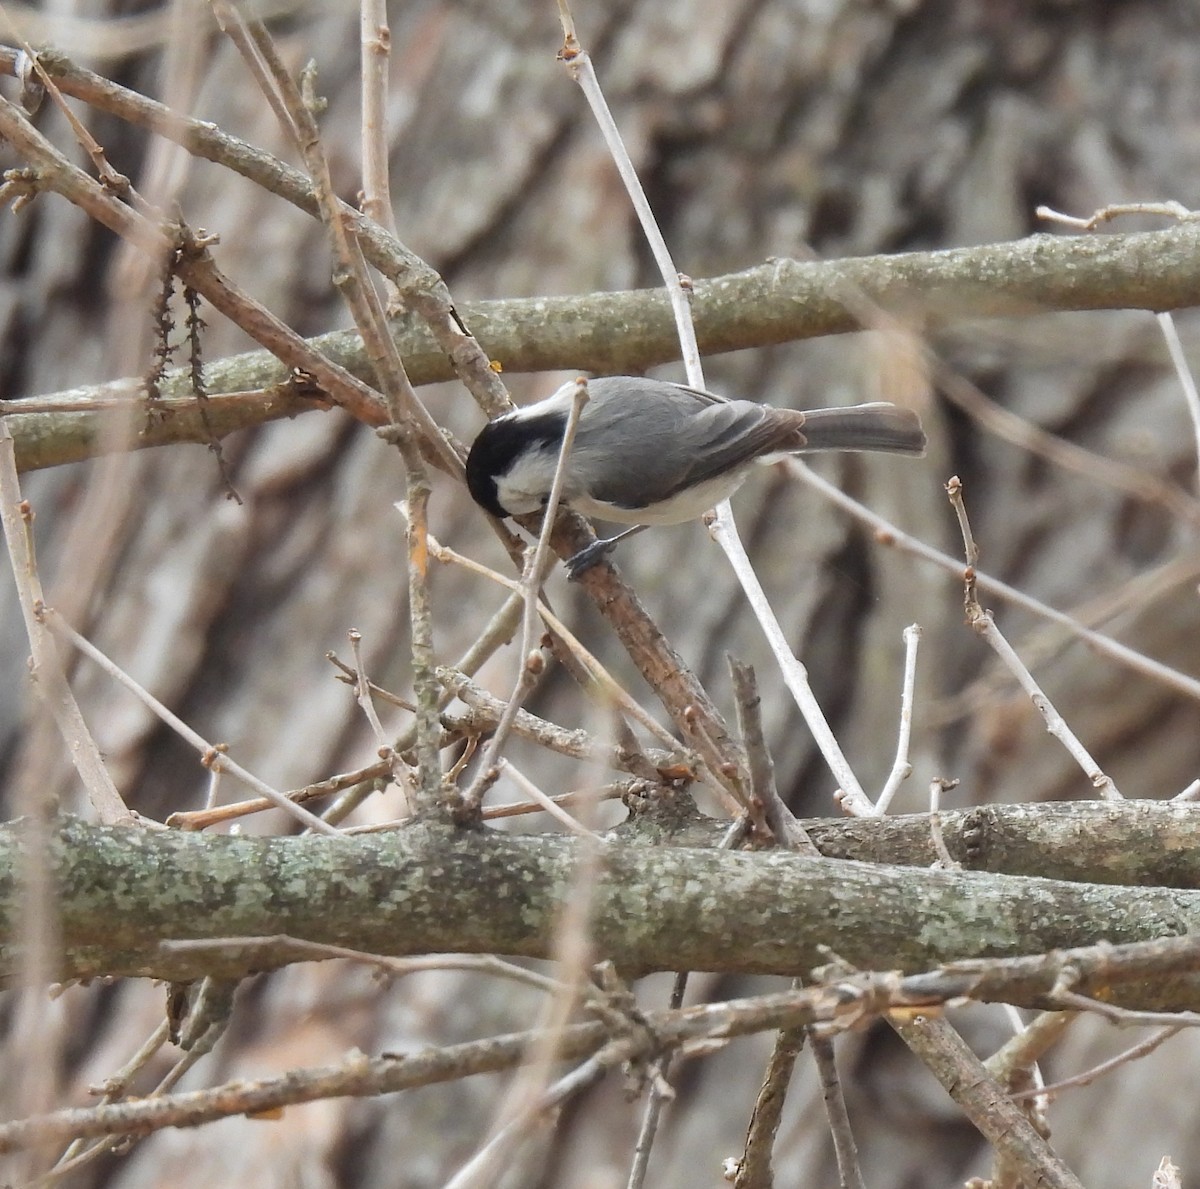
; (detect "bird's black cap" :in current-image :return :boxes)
[465,410,568,519]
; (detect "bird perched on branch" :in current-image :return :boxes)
[466,375,926,575]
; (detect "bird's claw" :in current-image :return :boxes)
[565,538,617,580]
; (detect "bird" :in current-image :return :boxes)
[465,375,926,575]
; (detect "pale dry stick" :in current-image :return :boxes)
[453,818,608,1187]
[1046,988,1200,1030]
[554,13,870,814]
[441,669,685,770]
[1037,201,1200,231]
[1172,779,1200,803]
[1156,311,1200,487]
[710,512,874,813]
[496,760,603,839]
[348,629,390,750]
[358,0,394,234]
[930,548,1200,731]
[785,457,1200,703]
[1009,1024,1182,1104]
[937,361,1200,529]
[346,629,417,805]
[2,15,140,203]
[727,660,863,1189]
[342,782,634,831]
[728,657,818,853]
[230,12,446,805]
[1037,199,1200,497]
[947,475,1124,799]
[44,608,341,835]
[206,1,297,138]
[444,1053,611,1189]
[626,968,689,1189]
[556,27,701,381]
[996,1003,1049,1114]
[45,1021,172,1185]
[48,975,237,1183]
[479,782,633,822]
[0,421,130,824]
[874,623,921,813]
[927,777,960,868]
[460,379,591,814]
[986,1009,1074,1090]
[319,577,535,826]
[201,764,222,812]
[168,758,389,830]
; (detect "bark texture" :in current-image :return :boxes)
[1,1,1199,1186]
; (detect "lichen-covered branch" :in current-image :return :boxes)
[7,224,1200,471]
[8,808,1200,1004]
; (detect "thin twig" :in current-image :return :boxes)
[1009,1024,1182,1103]
[626,970,689,1189]
[428,536,682,753]
[785,458,1200,703]
[874,624,920,813]
[729,656,818,852]
[496,761,603,839]
[45,608,340,834]
[458,379,592,815]
[358,0,395,233]
[946,475,1123,799]
[559,21,870,816]
[0,421,130,824]
[1155,311,1200,490]
[811,1035,865,1189]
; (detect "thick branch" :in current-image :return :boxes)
[8,809,1200,1006]
[8,226,1200,470]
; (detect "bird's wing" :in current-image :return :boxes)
[574,378,801,508]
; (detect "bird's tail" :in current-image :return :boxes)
[797,403,927,455]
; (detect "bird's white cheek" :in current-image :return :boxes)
[495,452,562,516]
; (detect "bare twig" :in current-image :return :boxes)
[889,1013,1085,1189]
[733,1024,806,1189]
[874,624,921,814]
[496,761,603,839]
[1155,311,1200,490]
[0,421,130,824]
[946,475,1123,799]
[45,608,341,834]
[786,458,1200,703]
[811,1034,865,1189]
[1009,1024,1181,1103]
[729,657,817,852]
[358,0,394,233]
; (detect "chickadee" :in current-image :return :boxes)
[465,376,926,574]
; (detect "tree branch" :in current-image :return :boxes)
[6,224,1200,470]
[9,807,1200,1002]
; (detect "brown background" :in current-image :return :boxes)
[2,0,1200,1184]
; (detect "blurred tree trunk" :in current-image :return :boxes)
[2,1,1199,1186]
